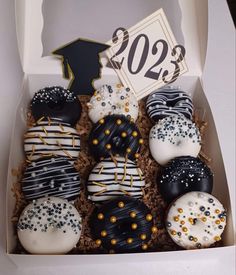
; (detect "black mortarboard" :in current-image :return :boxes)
[52,38,110,96]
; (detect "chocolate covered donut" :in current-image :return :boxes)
[17,197,82,254]
[88,115,142,161]
[90,197,157,252]
[166,192,226,249]
[146,86,193,121]
[87,157,145,203]
[22,157,80,201]
[158,156,213,202]
[87,84,139,123]
[149,115,201,165]
[31,86,82,126]
[24,121,80,160]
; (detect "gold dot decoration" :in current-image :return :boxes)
[126,148,131,153]
[121,132,127,138]
[215,209,220,214]
[111,239,117,245]
[134,153,139,159]
[182,227,188,232]
[132,131,138,137]
[97,213,104,220]
[178,208,183,213]
[101,230,107,237]
[214,236,221,241]
[105,129,110,135]
[173,216,179,222]
[171,230,176,235]
[139,138,144,144]
[131,223,138,230]
[140,234,147,240]
[130,211,136,218]
[188,218,194,224]
[142,244,148,250]
[151,226,158,234]
[146,214,153,221]
[116,119,122,125]
[180,220,185,225]
[95,239,102,246]
[127,238,133,244]
[118,201,125,208]
[106,144,112,150]
[110,216,117,223]
[99,118,105,124]
[125,108,129,112]
[193,237,198,242]
[201,217,207,222]
[220,217,225,222]
[215,220,221,225]
[92,139,99,145]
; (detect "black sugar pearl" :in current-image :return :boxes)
[200,206,205,212]
[204,211,210,216]
[189,236,194,241]
[208,198,214,203]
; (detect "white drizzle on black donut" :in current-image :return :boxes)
[88,114,142,161]
[90,196,156,252]
[22,157,80,201]
[24,121,80,160]
[17,197,82,254]
[31,86,82,126]
[157,156,213,202]
[146,86,193,121]
[87,157,145,203]
[149,115,201,165]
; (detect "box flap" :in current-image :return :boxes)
[15,0,208,77]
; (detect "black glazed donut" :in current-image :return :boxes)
[146,86,193,121]
[22,156,80,201]
[31,86,82,126]
[157,156,213,202]
[90,196,157,253]
[88,115,142,161]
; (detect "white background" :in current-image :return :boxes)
[0,0,235,274]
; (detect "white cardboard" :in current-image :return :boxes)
[6,0,235,267]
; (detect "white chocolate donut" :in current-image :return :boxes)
[24,121,80,160]
[149,115,201,165]
[166,192,226,249]
[87,157,145,203]
[17,197,82,254]
[87,84,139,123]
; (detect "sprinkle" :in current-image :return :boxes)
[110,154,118,167]
[28,145,35,160]
[130,175,133,187]
[118,201,124,208]
[137,168,143,180]
[101,230,107,237]
[97,213,104,220]
[42,126,48,136]
[111,239,117,245]
[59,124,65,131]
[38,135,47,145]
[98,166,104,174]
[142,244,148,250]
[126,238,133,244]
[36,116,45,124]
[146,214,153,221]
[95,239,102,246]
[120,188,130,196]
[114,172,118,182]
[94,189,107,196]
[131,223,138,230]
[47,116,51,125]
[110,216,117,223]
[92,181,106,187]
[121,164,127,183]
[130,211,136,218]
[92,139,99,145]
[72,136,75,148]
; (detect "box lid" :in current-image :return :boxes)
[15,0,208,78]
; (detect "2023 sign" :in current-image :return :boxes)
[106,9,188,99]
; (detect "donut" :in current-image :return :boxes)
[24,121,80,160]
[87,157,145,203]
[31,86,82,126]
[90,196,157,252]
[87,84,139,123]
[22,157,80,201]
[149,115,201,165]
[166,192,226,249]
[17,197,82,254]
[146,86,193,121]
[88,115,142,161]
[158,156,213,202]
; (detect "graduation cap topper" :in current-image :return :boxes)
[52,38,110,96]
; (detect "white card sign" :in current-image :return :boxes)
[106,9,188,100]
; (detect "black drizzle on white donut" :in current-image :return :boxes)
[22,157,80,201]
[88,115,142,161]
[90,196,156,253]
[146,86,193,121]
[31,86,82,126]
[157,156,213,202]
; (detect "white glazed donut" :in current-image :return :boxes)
[87,157,145,203]
[166,192,226,249]
[24,121,80,160]
[87,84,139,123]
[149,115,201,165]
[17,197,82,254]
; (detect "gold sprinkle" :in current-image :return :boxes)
[94,189,107,196]
[92,181,106,187]
[47,116,51,125]
[193,237,198,242]
[146,214,152,221]
[201,217,207,222]
[95,239,102,246]
[36,116,45,124]
[151,226,158,234]
[59,124,65,131]
[111,239,117,245]
[220,217,225,222]
[97,213,104,220]
[106,144,111,150]
[140,234,147,240]
[139,138,144,144]
[178,208,183,213]
[132,131,138,137]
[126,238,133,244]
[215,209,220,214]
[130,211,136,218]
[72,136,75,148]
[121,131,127,138]
[114,172,118,182]
[116,119,122,125]
[142,244,148,250]
[214,236,221,241]
[134,153,139,159]
[101,230,107,237]
[110,216,117,223]
[92,139,99,145]
[24,133,36,138]
[42,126,48,136]
[180,220,185,225]
[188,218,194,224]
[137,168,143,181]
[28,145,35,160]
[131,223,137,230]
[171,230,176,236]
[120,188,130,196]
[110,154,118,166]
[98,166,104,174]
[97,97,101,101]
[99,118,105,124]
[38,135,47,145]
[130,175,133,187]
[125,107,129,112]
[121,164,127,183]
[174,216,179,222]
[118,201,124,208]
[105,129,110,135]
[116,83,122,89]
[62,149,72,159]
[182,227,188,232]
[215,220,221,225]
[126,148,131,153]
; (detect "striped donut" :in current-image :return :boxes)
[24,121,80,161]
[87,157,145,203]
[22,157,80,201]
[146,86,193,122]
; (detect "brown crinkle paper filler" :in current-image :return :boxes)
[11,95,218,254]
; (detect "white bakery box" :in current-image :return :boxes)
[6,0,235,267]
